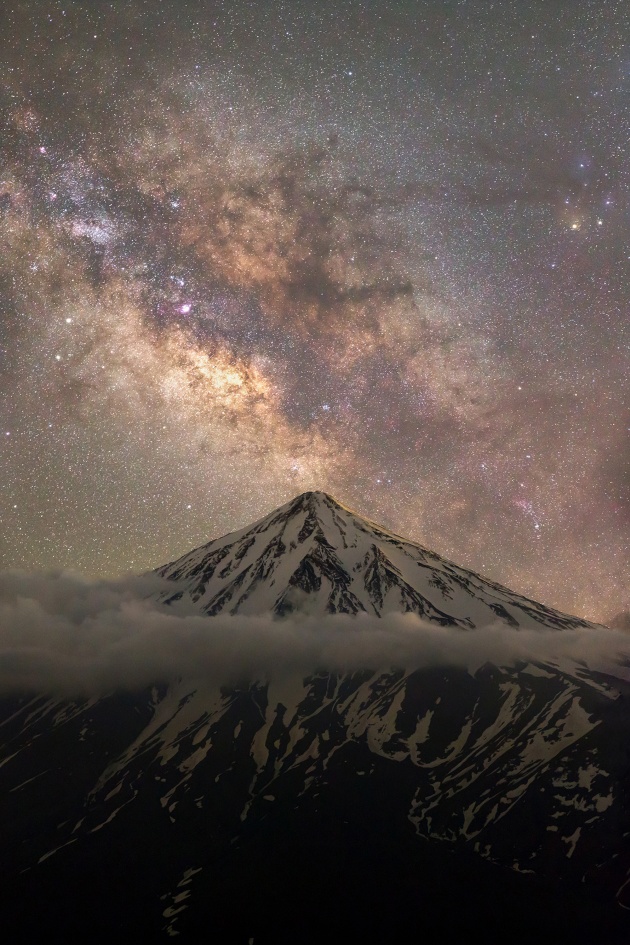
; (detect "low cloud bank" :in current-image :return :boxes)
[0,570,628,696]
[610,611,630,632]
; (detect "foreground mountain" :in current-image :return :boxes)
[1,492,629,943]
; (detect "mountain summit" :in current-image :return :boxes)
[157,490,594,631]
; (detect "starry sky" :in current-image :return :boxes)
[0,0,628,623]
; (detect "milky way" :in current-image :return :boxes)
[0,0,628,622]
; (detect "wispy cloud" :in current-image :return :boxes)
[0,570,628,696]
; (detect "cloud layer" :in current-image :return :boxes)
[0,570,628,697]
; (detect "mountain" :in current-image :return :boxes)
[1,492,629,944]
[155,490,596,630]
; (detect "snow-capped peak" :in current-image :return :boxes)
[157,492,596,631]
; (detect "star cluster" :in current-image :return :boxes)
[0,0,628,622]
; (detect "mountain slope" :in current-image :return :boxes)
[1,492,629,944]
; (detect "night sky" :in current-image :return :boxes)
[0,0,627,623]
